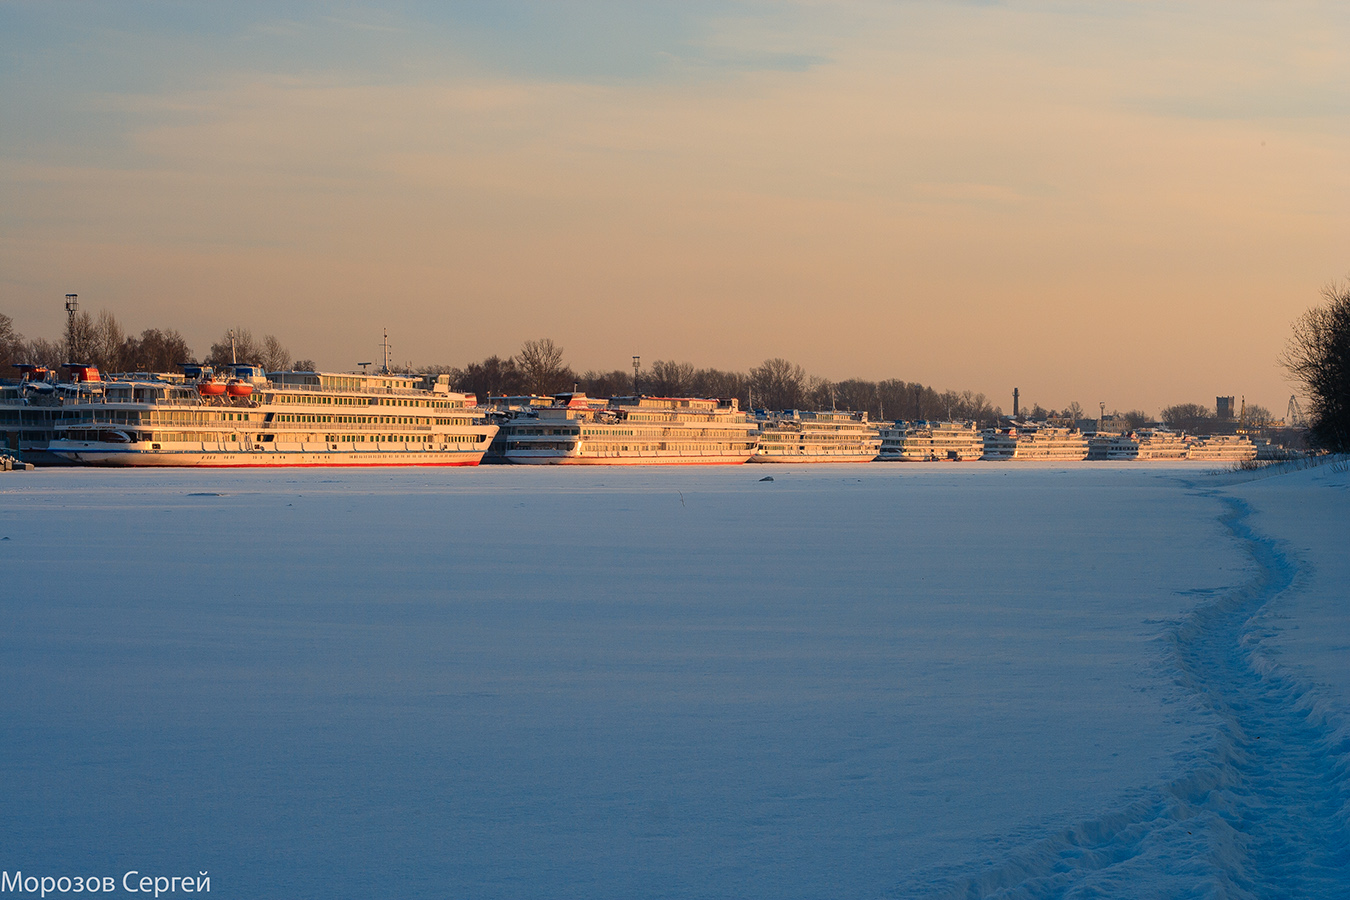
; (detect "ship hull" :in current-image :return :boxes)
[51,446,485,467]
[749,452,877,463]
[507,452,752,466]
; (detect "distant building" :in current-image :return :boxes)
[1217,396,1236,420]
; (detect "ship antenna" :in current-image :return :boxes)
[229,329,237,365]
[381,329,391,375]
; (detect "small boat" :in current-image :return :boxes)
[197,379,227,397]
[226,380,253,398]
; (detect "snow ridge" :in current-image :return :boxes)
[895,494,1350,899]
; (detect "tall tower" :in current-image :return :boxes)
[632,356,640,396]
[64,294,80,362]
[1012,387,1019,418]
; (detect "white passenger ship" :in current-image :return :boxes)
[1,364,107,465]
[984,425,1089,461]
[1109,429,1191,461]
[1186,434,1257,461]
[877,421,983,461]
[47,365,496,467]
[500,393,759,465]
[751,410,881,463]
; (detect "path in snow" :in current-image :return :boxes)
[900,485,1350,898]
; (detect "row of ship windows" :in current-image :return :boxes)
[272,414,469,426]
[515,428,752,438]
[275,394,459,409]
[61,430,486,444]
[505,442,754,452]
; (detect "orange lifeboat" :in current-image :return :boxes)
[226,380,253,398]
[197,379,227,397]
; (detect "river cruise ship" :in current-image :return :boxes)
[501,393,758,465]
[46,366,496,467]
[1003,426,1089,461]
[1186,434,1257,461]
[0,364,109,465]
[877,421,983,461]
[1103,429,1191,461]
[750,410,881,463]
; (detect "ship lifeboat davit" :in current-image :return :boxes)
[226,379,253,398]
[197,379,227,397]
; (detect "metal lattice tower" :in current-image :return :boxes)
[1286,395,1305,427]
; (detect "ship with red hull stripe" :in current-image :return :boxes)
[47,366,496,467]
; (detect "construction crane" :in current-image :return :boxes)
[1286,395,1305,427]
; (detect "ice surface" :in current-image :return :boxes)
[0,462,1345,898]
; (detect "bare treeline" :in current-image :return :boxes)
[1160,401,1275,433]
[440,340,1004,424]
[0,309,306,377]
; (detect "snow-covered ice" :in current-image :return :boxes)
[0,462,1345,898]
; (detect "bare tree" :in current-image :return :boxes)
[0,313,22,375]
[1282,281,1350,450]
[648,360,695,396]
[259,335,292,372]
[208,329,260,367]
[750,358,807,410]
[1161,403,1212,434]
[1244,404,1274,426]
[1121,410,1151,429]
[576,369,630,397]
[89,310,127,371]
[516,338,573,395]
[689,367,747,404]
[122,329,192,373]
[23,338,65,371]
[460,355,525,398]
[65,310,97,364]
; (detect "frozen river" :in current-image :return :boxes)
[1,462,1346,898]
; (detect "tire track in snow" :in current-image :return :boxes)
[896,491,1350,899]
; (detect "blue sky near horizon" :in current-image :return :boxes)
[2,1,1348,413]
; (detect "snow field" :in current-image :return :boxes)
[0,463,1343,898]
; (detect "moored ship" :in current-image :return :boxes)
[1133,429,1191,461]
[751,410,880,463]
[1,364,107,465]
[47,366,496,467]
[1102,429,1191,461]
[500,393,758,465]
[1009,425,1089,461]
[1186,434,1257,461]
[877,421,983,461]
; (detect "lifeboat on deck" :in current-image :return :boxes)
[197,379,227,397]
[226,379,253,398]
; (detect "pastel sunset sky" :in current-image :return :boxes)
[3,1,1347,414]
